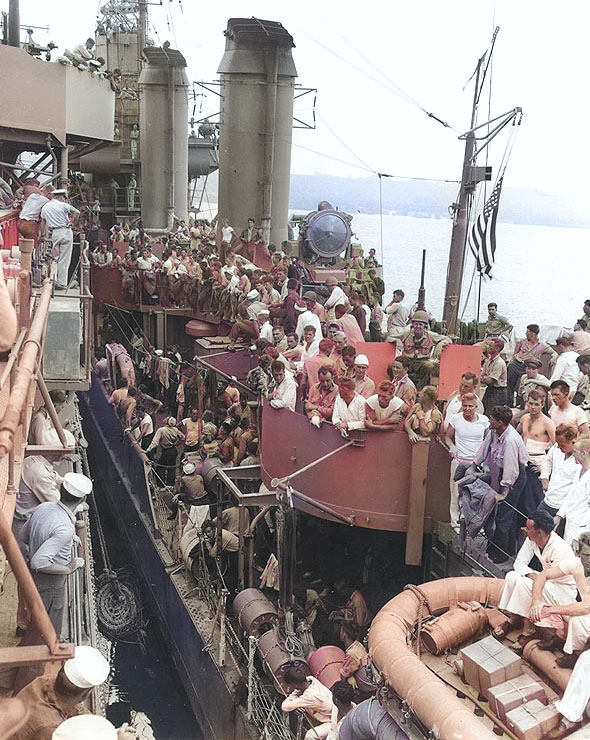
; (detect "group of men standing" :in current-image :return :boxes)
[17,180,80,289]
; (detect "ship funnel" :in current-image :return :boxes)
[217,18,297,248]
[138,46,189,229]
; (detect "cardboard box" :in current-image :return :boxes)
[506,699,560,740]
[487,674,547,723]
[461,636,523,694]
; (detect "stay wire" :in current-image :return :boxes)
[291,23,457,133]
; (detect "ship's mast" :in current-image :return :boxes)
[441,53,485,337]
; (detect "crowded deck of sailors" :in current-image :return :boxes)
[5,178,590,738]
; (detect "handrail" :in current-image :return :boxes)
[0,506,68,656]
[0,280,52,457]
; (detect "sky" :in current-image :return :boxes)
[9,0,590,204]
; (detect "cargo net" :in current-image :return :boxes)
[95,569,145,644]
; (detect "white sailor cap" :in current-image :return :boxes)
[45,428,76,448]
[354,354,369,366]
[246,289,259,300]
[62,472,92,498]
[182,461,196,475]
[52,189,68,196]
[52,715,117,740]
[63,646,110,689]
[258,308,270,316]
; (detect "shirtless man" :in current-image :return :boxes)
[365,381,407,431]
[519,389,555,471]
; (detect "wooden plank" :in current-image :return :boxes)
[405,440,429,565]
[0,643,75,668]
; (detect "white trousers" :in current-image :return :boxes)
[499,570,577,618]
[52,227,73,286]
[555,649,590,723]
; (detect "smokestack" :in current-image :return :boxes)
[8,0,20,48]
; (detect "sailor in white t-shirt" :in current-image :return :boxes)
[445,392,489,530]
[365,380,407,430]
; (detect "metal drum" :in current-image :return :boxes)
[308,645,346,688]
[419,605,488,655]
[257,627,309,694]
[232,588,278,638]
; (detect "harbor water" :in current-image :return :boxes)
[344,212,589,336]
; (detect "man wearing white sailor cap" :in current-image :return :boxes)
[52,714,137,740]
[0,645,111,740]
[19,472,92,635]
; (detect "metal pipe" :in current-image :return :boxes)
[0,329,26,390]
[36,372,69,448]
[270,438,356,488]
[0,281,52,457]
[261,45,278,246]
[59,146,69,189]
[0,506,60,651]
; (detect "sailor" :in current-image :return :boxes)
[472,405,530,562]
[306,365,338,427]
[295,290,324,340]
[129,122,139,160]
[404,385,442,443]
[532,532,590,669]
[19,472,92,635]
[353,354,375,399]
[515,357,551,409]
[384,288,410,341]
[52,714,136,739]
[444,392,489,530]
[281,666,334,730]
[146,417,184,487]
[441,371,483,430]
[17,180,51,246]
[1,645,110,740]
[519,389,555,471]
[480,338,508,416]
[494,510,577,650]
[323,275,348,320]
[332,378,366,436]
[387,357,418,407]
[167,460,207,520]
[483,302,512,338]
[365,380,407,432]
[550,333,581,396]
[335,304,364,346]
[392,310,451,390]
[267,360,297,411]
[257,308,273,343]
[40,189,80,290]
[549,379,589,437]
[13,428,75,634]
[506,323,556,401]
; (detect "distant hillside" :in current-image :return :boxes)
[289,175,590,228]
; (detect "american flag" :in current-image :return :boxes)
[469,176,504,278]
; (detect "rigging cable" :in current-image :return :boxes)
[289,21,457,133]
